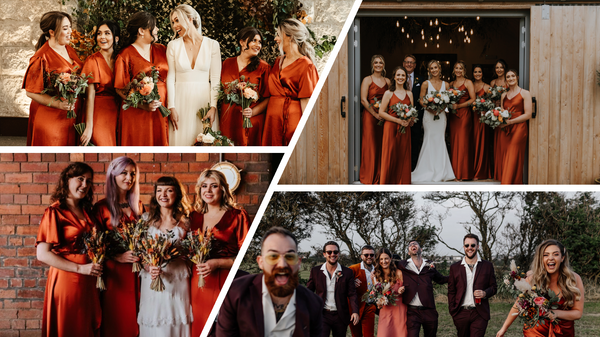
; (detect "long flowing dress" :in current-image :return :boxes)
[93,199,144,337]
[138,225,192,336]
[219,57,270,146]
[22,43,82,146]
[380,92,412,184]
[522,298,574,336]
[166,37,221,146]
[448,83,474,180]
[472,87,493,180]
[81,52,120,146]
[411,81,456,182]
[114,44,169,146]
[496,90,528,184]
[493,84,509,181]
[262,56,319,146]
[36,201,101,337]
[189,208,250,337]
[376,281,407,337]
[359,77,387,184]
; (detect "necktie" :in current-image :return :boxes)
[408,75,413,91]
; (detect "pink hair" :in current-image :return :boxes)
[105,156,141,227]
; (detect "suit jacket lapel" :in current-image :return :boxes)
[294,289,309,337]
[251,275,265,337]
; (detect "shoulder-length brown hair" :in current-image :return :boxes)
[51,162,94,212]
[194,169,235,214]
[148,176,192,229]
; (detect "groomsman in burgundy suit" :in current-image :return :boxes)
[307,241,360,337]
[397,240,449,337]
[216,227,323,337]
[448,234,498,337]
[348,245,376,337]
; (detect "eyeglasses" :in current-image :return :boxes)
[404,61,416,65]
[264,252,299,265]
[363,254,375,258]
[464,244,477,248]
[325,250,340,255]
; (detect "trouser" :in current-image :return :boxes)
[323,310,347,337]
[349,304,376,337]
[406,306,438,337]
[452,307,489,337]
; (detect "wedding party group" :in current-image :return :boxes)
[360,54,532,185]
[22,5,318,147]
[218,227,584,337]
[35,157,250,336]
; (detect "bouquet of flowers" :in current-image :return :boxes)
[109,218,148,272]
[369,97,386,126]
[218,76,260,129]
[73,123,95,146]
[480,107,511,130]
[122,67,170,118]
[391,103,419,134]
[362,281,399,307]
[138,230,182,292]
[447,88,466,114]
[196,103,213,134]
[193,129,234,146]
[81,226,107,290]
[488,85,508,101]
[422,90,449,120]
[180,229,214,288]
[471,96,496,116]
[41,66,92,119]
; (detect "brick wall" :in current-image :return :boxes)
[0,152,274,336]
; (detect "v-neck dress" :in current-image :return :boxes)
[496,91,528,184]
[166,37,222,146]
[360,78,387,184]
[448,83,474,180]
[380,92,412,184]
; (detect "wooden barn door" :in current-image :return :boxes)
[529,5,600,184]
[280,37,350,184]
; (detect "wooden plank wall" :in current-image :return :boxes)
[529,5,600,184]
[280,37,349,184]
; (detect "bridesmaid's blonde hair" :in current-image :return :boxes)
[170,4,202,42]
[371,55,386,77]
[194,169,235,214]
[452,60,468,79]
[427,59,442,80]
[277,18,315,66]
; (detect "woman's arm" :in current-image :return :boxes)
[166,41,179,130]
[360,77,379,118]
[36,242,101,275]
[552,273,585,321]
[419,81,428,108]
[26,92,73,111]
[80,84,95,146]
[458,80,476,108]
[300,98,310,112]
[496,300,520,337]
[197,257,234,277]
[506,89,533,125]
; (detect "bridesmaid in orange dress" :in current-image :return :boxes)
[220,27,271,146]
[497,239,584,337]
[379,66,413,184]
[448,61,476,181]
[190,170,250,336]
[92,156,143,337]
[36,162,102,336]
[262,18,319,146]
[472,65,492,180]
[114,11,169,146]
[359,55,390,184]
[80,20,121,146]
[496,69,532,184]
[23,11,81,146]
[490,60,509,180]
[372,248,407,337]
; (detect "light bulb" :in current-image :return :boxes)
[425,42,428,47]
[421,29,424,35]
[411,39,414,43]
[435,18,438,25]
[470,29,473,35]
[430,36,433,41]
[396,21,400,27]
[450,39,452,44]
[430,20,433,26]
[436,43,439,48]
[422,35,425,40]
[436,34,439,40]
[407,33,409,38]
[439,27,441,32]
[401,27,404,32]
[404,16,407,19]
[477,16,480,20]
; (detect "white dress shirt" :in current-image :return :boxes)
[361,262,374,290]
[321,262,342,311]
[262,276,297,337]
[406,258,428,306]
[460,255,481,307]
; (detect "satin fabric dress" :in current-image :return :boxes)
[448,83,474,180]
[472,87,493,180]
[219,57,270,146]
[523,298,574,336]
[493,84,510,181]
[36,201,101,337]
[497,90,528,184]
[359,78,387,184]
[380,92,412,184]
[22,43,82,146]
[81,52,120,146]
[375,281,407,337]
[189,208,250,337]
[93,199,144,337]
[262,56,319,146]
[114,44,169,146]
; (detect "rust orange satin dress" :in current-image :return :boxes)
[493,84,509,181]
[262,56,319,146]
[359,78,387,184]
[81,52,120,146]
[473,87,493,180]
[380,92,412,184]
[189,208,250,336]
[114,44,169,146]
[219,57,270,146]
[448,83,474,180]
[22,43,82,146]
[36,201,101,337]
[497,90,528,184]
[93,199,144,337]
[523,298,574,336]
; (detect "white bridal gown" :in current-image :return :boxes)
[166,36,221,146]
[411,80,456,182]
[138,225,192,336]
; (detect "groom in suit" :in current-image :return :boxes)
[307,241,360,337]
[448,234,497,337]
[348,245,377,337]
[404,54,425,170]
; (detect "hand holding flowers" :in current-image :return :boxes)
[122,67,171,118]
[447,88,466,114]
[218,75,260,129]
[422,90,450,120]
[82,226,107,290]
[390,103,419,134]
[41,66,92,119]
[480,107,511,130]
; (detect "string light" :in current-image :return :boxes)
[421,29,424,35]
[401,27,404,32]
[396,21,400,27]
[436,34,439,40]
[450,39,452,44]
[407,33,409,38]
[436,43,439,48]
[470,29,474,35]
[435,18,438,25]
[430,20,433,26]
[422,35,425,40]
[439,27,441,32]
[430,36,433,41]
[425,42,428,47]
[411,39,414,43]
[404,16,407,19]
[476,16,480,20]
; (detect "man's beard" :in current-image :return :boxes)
[466,250,477,259]
[264,267,299,298]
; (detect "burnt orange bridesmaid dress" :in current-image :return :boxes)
[36,201,101,337]
[22,43,82,146]
[93,199,144,337]
[262,56,319,146]
[498,89,528,184]
[493,85,509,181]
[81,52,120,146]
[189,208,250,336]
[448,84,474,180]
[380,93,412,184]
[219,57,270,146]
[359,78,387,184]
[114,44,169,146]
[473,87,492,180]
[523,298,574,336]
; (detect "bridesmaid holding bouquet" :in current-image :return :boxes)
[472,65,492,180]
[491,60,509,179]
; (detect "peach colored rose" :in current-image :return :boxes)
[59,73,71,84]
[139,83,153,96]
[428,97,434,102]
[236,82,247,90]
[243,88,258,101]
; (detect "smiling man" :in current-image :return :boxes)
[348,245,376,337]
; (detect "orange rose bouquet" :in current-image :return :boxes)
[218,75,260,129]
[391,103,419,134]
[41,66,92,119]
[447,88,466,114]
[122,67,170,118]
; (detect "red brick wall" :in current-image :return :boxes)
[0,152,273,336]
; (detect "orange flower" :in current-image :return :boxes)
[139,83,153,96]
[59,73,71,84]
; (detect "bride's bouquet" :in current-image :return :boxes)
[138,230,182,292]
[471,96,495,116]
[122,67,171,118]
[480,107,511,130]
[422,90,450,120]
[447,88,466,114]
[487,85,508,101]
[81,226,107,290]
[41,66,92,119]
[180,228,214,288]
[362,282,399,307]
[391,103,419,134]
[218,76,260,129]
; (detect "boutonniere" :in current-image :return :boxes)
[427,261,435,269]
[335,271,343,280]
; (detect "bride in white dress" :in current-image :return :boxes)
[138,176,193,336]
[411,60,456,182]
[166,4,221,146]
